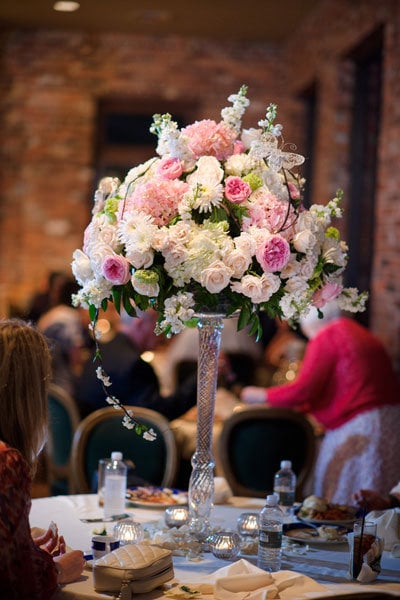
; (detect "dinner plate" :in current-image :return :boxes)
[283,523,348,545]
[126,486,188,508]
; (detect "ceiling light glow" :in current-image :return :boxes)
[53,1,80,12]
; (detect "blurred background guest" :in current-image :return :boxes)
[241,301,400,504]
[37,277,89,396]
[25,271,69,324]
[74,306,198,420]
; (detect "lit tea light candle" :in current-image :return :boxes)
[165,506,189,528]
[210,531,241,560]
[237,512,259,537]
[113,519,144,545]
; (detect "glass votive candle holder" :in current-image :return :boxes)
[165,506,189,528]
[210,531,241,560]
[237,512,259,538]
[113,519,144,545]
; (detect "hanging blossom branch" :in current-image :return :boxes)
[90,315,157,441]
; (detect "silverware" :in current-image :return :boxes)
[80,513,130,523]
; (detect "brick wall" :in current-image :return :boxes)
[0,0,399,371]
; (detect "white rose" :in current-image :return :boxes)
[284,275,308,294]
[163,244,188,267]
[224,153,253,176]
[87,242,115,274]
[224,249,252,278]
[280,254,301,279]
[200,260,233,293]
[292,230,316,253]
[231,273,279,303]
[125,248,154,269]
[71,249,93,285]
[187,156,224,186]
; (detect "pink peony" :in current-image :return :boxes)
[224,176,252,204]
[123,178,189,226]
[182,119,236,160]
[102,255,131,285]
[312,282,343,308]
[256,235,291,273]
[156,157,183,180]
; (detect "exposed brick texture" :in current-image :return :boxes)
[0,0,399,372]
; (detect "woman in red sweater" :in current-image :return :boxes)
[241,302,400,504]
[0,319,85,599]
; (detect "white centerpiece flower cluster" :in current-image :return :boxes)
[72,85,367,435]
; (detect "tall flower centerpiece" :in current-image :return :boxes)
[72,86,367,535]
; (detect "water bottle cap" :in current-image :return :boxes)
[266,494,279,505]
[280,460,292,469]
[111,451,123,461]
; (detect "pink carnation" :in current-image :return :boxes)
[156,157,183,180]
[124,179,189,226]
[233,140,245,154]
[224,176,252,204]
[102,255,131,285]
[182,119,236,160]
[312,282,343,308]
[256,235,291,273]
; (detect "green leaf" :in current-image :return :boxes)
[112,288,122,313]
[89,304,98,322]
[238,304,251,330]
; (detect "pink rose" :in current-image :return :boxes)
[312,282,343,308]
[102,255,131,285]
[156,157,183,180]
[256,235,290,273]
[224,176,252,204]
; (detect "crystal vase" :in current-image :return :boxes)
[188,313,224,539]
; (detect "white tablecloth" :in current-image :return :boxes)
[30,495,400,599]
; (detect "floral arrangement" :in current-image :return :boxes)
[72,85,367,435]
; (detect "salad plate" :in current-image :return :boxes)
[126,486,188,508]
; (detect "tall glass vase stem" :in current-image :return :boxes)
[188,314,224,538]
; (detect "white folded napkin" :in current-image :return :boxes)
[365,508,400,550]
[214,477,233,505]
[167,559,327,600]
[213,560,327,600]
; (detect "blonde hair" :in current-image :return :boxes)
[0,319,52,476]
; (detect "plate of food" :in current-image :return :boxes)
[296,495,358,526]
[283,522,348,545]
[126,486,188,508]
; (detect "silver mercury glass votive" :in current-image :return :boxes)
[165,506,190,528]
[210,531,241,560]
[113,519,144,545]
[237,512,259,537]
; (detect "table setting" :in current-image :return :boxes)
[30,490,400,599]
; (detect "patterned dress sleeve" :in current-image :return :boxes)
[0,444,58,600]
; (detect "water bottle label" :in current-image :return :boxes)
[276,491,295,506]
[259,529,282,549]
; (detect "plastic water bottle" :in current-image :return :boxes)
[257,494,283,572]
[273,460,296,512]
[104,451,127,518]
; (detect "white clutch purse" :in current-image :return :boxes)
[93,543,174,597]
